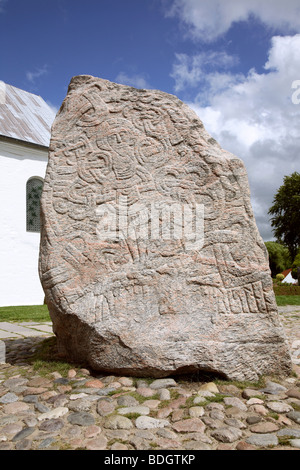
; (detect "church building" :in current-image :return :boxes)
[0,81,55,306]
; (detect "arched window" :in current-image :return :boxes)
[26,177,43,232]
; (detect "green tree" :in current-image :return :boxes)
[265,241,292,277]
[292,251,300,282]
[268,172,300,260]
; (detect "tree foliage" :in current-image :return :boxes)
[268,172,300,260]
[292,251,300,281]
[265,241,292,277]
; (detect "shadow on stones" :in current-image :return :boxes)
[169,367,228,384]
[3,336,51,365]
[26,336,228,383]
[6,335,229,385]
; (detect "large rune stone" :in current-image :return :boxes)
[39,75,292,381]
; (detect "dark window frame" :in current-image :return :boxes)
[26,177,43,233]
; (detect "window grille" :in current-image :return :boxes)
[26,178,43,232]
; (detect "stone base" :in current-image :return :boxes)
[49,303,292,381]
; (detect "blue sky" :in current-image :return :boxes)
[1,0,300,240]
[0,0,274,106]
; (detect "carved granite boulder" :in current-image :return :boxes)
[39,75,292,381]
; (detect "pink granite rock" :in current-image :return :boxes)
[39,75,292,381]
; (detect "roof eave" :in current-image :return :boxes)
[0,134,49,151]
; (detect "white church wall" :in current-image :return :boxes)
[0,139,48,306]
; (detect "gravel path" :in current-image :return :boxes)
[0,306,299,451]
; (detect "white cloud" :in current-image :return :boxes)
[115,72,151,89]
[46,100,59,116]
[171,51,238,92]
[187,34,300,240]
[26,65,48,84]
[166,0,300,41]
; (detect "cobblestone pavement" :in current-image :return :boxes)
[0,307,299,451]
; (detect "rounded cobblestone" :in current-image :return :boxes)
[0,306,299,450]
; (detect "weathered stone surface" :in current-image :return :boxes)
[286,411,300,424]
[189,406,205,418]
[37,407,69,421]
[39,74,292,381]
[0,393,19,404]
[67,412,95,426]
[3,402,29,415]
[68,398,93,412]
[38,419,65,433]
[135,416,170,430]
[266,401,293,413]
[277,428,300,438]
[103,415,133,430]
[172,418,205,434]
[149,379,177,389]
[246,433,278,447]
[211,426,243,443]
[12,427,35,442]
[290,439,300,449]
[250,422,279,433]
[260,381,288,395]
[96,399,116,416]
[85,435,108,450]
[223,397,247,411]
[286,388,300,400]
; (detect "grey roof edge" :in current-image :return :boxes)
[0,81,56,147]
[0,134,49,151]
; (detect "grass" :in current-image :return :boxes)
[278,436,292,446]
[29,336,84,377]
[122,412,142,420]
[268,411,279,420]
[214,376,266,390]
[128,391,160,404]
[276,295,300,306]
[0,304,51,322]
[32,358,73,378]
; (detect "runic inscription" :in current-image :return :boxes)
[39,75,292,381]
